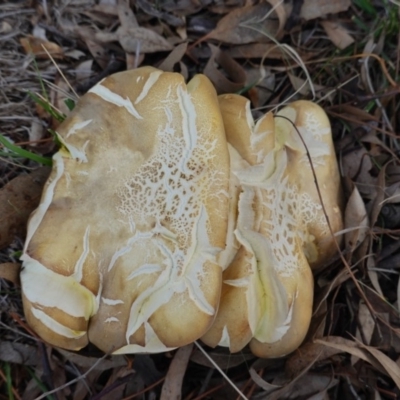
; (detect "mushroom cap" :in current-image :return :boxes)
[275,100,343,268]
[202,95,341,357]
[21,67,230,353]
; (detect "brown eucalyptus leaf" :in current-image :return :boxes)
[344,185,369,251]
[76,27,110,69]
[358,303,376,346]
[20,35,63,59]
[335,105,379,122]
[117,0,138,29]
[320,20,354,49]
[286,0,351,21]
[369,163,387,227]
[204,44,246,94]
[359,343,400,389]
[56,349,127,370]
[341,146,376,199]
[285,341,336,377]
[97,367,135,399]
[0,263,20,285]
[266,353,321,400]
[158,42,188,72]
[75,59,93,82]
[314,337,385,374]
[266,0,288,38]
[0,167,50,250]
[0,341,38,366]
[289,374,338,399]
[137,0,185,27]
[118,27,173,53]
[208,2,279,45]
[160,344,193,400]
[249,367,281,393]
[397,278,400,314]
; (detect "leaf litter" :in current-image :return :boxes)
[1,0,400,399]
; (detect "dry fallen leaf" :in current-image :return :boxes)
[207,2,280,45]
[0,21,12,34]
[0,167,50,250]
[321,20,355,49]
[266,0,288,37]
[249,367,281,393]
[356,302,376,347]
[56,349,127,371]
[204,44,247,94]
[344,185,369,251]
[160,344,193,400]
[397,278,400,314]
[314,337,386,374]
[118,27,173,53]
[75,27,110,69]
[20,35,64,59]
[136,0,185,27]
[0,342,38,366]
[158,42,188,72]
[0,263,20,285]
[358,342,400,389]
[340,145,377,199]
[285,0,351,21]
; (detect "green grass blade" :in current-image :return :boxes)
[4,363,14,400]
[27,91,66,123]
[0,134,52,166]
[25,367,55,400]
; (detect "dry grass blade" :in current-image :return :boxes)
[194,342,249,400]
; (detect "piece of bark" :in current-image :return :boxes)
[0,167,50,250]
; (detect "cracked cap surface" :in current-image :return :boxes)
[20,66,230,353]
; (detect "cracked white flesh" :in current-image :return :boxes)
[21,67,230,353]
[202,95,326,357]
[275,101,343,268]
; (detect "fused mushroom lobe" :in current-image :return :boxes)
[21,67,230,353]
[202,95,341,358]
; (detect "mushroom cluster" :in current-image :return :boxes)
[20,67,343,357]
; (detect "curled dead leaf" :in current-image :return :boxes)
[158,43,188,72]
[344,185,369,251]
[207,2,280,45]
[118,27,173,53]
[285,0,351,21]
[160,344,193,400]
[314,337,385,373]
[249,367,281,393]
[56,348,127,371]
[0,263,21,285]
[0,342,38,366]
[320,20,354,50]
[20,36,63,59]
[204,44,246,93]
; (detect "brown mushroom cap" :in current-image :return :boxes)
[20,67,230,353]
[202,95,341,357]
